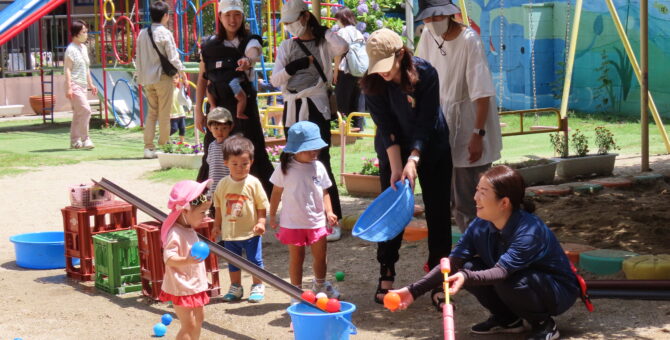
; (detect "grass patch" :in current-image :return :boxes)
[143,167,199,182]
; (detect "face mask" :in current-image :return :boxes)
[426,18,449,38]
[286,20,306,37]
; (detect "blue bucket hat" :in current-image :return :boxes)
[283,121,328,153]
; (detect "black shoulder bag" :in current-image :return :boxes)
[147,26,178,77]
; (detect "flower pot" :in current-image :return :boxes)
[271,161,280,168]
[155,152,203,169]
[554,153,618,179]
[29,95,55,115]
[513,159,559,185]
[265,137,286,148]
[342,173,381,197]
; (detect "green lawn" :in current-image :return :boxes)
[2,112,669,191]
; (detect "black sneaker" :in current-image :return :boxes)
[527,318,560,340]
[471,315,527,334]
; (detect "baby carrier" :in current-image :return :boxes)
[200,34,262,103]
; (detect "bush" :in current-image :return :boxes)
[594,126,619,154]
[571,129,589,157]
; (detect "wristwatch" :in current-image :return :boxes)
[408,155,420,165]
[473,128,486,136]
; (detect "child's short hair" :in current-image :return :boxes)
[222,134,255,161]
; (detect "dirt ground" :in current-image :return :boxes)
[1,154,670,339]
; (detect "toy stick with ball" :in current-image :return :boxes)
[441,258,455,340]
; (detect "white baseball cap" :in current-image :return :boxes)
[218,0,243,14]
[280,0,308,23]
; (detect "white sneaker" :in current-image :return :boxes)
[82,138,95,149]
[143,148,156,159]
[313,280,341,299]
[222,284,243,302]
[327,226,342,242]
[71,140,83,149]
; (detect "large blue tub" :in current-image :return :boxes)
[9,231,76,269]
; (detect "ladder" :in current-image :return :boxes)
[246,0,269,85]
[38,17,55,123]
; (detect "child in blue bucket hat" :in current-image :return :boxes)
[268,121,341,300]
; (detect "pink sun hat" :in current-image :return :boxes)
[161,179,212,245]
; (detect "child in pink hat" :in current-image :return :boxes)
[159,179,212,340]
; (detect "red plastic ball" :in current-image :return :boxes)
[301,290,316,303]
[325,298,341,313]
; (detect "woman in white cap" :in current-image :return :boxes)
[415,0,502,236]
[360,28,453,306]
[194,0,274,196]
[271,0,348,239]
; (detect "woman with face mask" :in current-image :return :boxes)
[64,20,98,149]
[415,0,503,237]
[270,0,349,239]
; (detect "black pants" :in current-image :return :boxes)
[282,98,342,219]
[335,72,364,130]
[196,89,274,197]
[376,141,453,276]
[463,258,579,323]
[170,117,186,136]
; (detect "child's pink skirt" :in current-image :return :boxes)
[159,290,210,308]
[275,226,331,246]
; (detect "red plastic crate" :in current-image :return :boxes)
[62,201,137,281]
[134,219,220,300]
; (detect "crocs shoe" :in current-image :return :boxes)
[314,280,341,299]
[326,226,342,242]
[248,284,265,303]
[222,284,243,302]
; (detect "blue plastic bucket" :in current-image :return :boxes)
[287,302,357,340]
[9,231,77,269]
[352,180,414,242]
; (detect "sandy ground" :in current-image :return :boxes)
[1,155,670,339]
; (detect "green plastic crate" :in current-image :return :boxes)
[93,230,142,294]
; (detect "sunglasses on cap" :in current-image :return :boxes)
[190,194,209,206]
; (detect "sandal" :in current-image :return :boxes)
[374,276,394,304]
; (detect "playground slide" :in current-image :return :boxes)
[93,177,314,306]
[0,0,67,46]
[90,69,144,128]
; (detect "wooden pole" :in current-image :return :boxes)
[640,0,649,171]
[559,0,583,157]
[312,0,321,22]
[603,0,670,153]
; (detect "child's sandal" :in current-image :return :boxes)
[374,276,394,304]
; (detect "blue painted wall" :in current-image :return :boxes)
[465,0,670,117]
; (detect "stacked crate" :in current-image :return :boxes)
[92,229,142,294]
[134,218,220,300]
[61,201,136,281]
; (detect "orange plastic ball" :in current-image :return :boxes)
[316,297,329,311]
[383,292,401,311]
[325,298,341,313]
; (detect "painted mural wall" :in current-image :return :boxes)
[463,0,670,117]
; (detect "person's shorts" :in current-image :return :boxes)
[275,226,330,246]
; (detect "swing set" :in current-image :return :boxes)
[457,0,670,156]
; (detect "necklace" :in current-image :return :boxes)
[430,30,447,56]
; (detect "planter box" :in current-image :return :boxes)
[331,134,357,146]
[265,137,286,147]
[554,153,618,179]
[514,159,559,185]
[156,152,203,169]
[342,173,381,197]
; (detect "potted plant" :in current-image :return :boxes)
[330,120,358,146]
[552,127,619,179]
[342,157,382,197]
[266,145,284,168]
[155,141,204,169]
[504,158,558,186]
[28,94,55,115]
[264,129,286,147]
